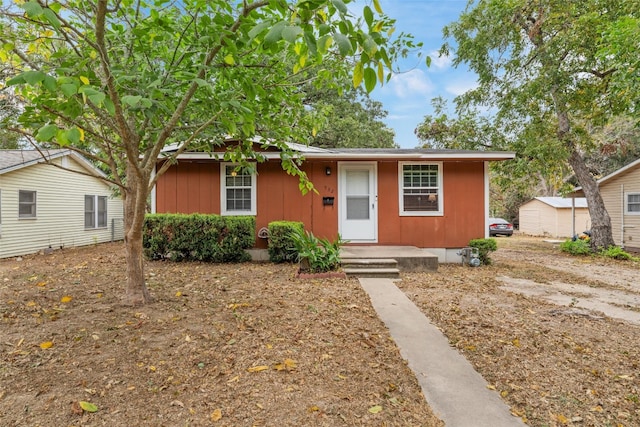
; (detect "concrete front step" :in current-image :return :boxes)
[343,267,400,279]
[341,246,439,272]
[341,258,398,270]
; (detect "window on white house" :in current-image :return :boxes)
[221,163,256,215]
[85,195,108,228]
[627,193,640,214]
[19,190,37,218]
[399,162,443,216]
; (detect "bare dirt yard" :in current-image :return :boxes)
[399,235,640,427]
[0,242,441,427]
[1,235,639,427]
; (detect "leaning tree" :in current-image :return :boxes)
[442,0,640,250]
[1,0,415,305]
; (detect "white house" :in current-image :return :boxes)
[0,149,124,258]
[519,197,591,238]
[573,158,640,252]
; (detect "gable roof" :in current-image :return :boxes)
[532,197,588,209]
[0,149,106,177]
[571,157,640,196]
[593,157,640,186]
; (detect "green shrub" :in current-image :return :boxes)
[469,238,497,265]
[143,213,255,262]
[559,239,591,256]
[267,221,305,263]
[600,245,633,260]
[290,228,345,273]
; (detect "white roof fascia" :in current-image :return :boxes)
[161,139,331,155]
[172,151,516,161]
[298,152,516,160]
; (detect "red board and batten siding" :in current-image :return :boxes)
[155,159,486,249]
[376,161,486,248]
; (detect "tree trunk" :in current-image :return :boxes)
[566,148,616,250]
[555,107,616,250]
[122,164,153,306]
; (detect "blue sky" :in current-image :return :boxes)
[364,0,475,148]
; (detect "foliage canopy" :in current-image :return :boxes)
[1,0,415,304]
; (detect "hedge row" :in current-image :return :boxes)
[143,214,255,262]
[267,221,304,263]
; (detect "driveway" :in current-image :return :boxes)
[492,237,640,325]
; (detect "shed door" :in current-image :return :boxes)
[339,163,377,242]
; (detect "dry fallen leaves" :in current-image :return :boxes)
[211,408,222,421]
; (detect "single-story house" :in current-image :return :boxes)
[518,197,590,238]
[0,149,124,258]
[152,142,515,262]
[573,158,640,252]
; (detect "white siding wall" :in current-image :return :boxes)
[519,200,554,236]
[555,209,591,237]
[0,156,124,258]
[519,199,590,237]
[600,168,640,251]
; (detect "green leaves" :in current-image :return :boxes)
[78,87,106,106]
[331,0,348,15]
[22,71,46,85]
[35,124,84,145]
[333,33,352,56]
[36,124,58,141]
[363,67,376,93]
[121,95,142,107]
[19,0,43,17]
[282,25,303,43]
[19,1,61,29]
[264,21,286,46]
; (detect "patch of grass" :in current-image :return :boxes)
[559,239,591,256]
[600,246,639,261]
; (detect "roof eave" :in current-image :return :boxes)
[0,150,107,179]
[170,151,516,161]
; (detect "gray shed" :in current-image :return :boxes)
[519,197,590,238]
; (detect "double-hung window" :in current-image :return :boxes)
[221,163,256,216]
[85,195,108,228]
[626,193,640,215]
[19,190,37,218]
[399,162,443,216]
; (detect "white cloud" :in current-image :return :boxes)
[445,79,478,96]
[428,50,452,70]
[387,69,434,98]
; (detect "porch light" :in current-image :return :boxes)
[325,166,331,176]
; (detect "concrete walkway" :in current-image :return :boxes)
[359,278,525,427]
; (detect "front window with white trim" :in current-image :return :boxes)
[626,193,640,215]
[399,162,443,216]
[221,163,256,215]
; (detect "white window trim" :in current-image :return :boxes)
[85,195,108,229]
[18,190,37,219]
[220,162,257,216]
[625,192,640,216]
[398,161,443,217]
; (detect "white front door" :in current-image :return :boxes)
[339,163,377,242]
